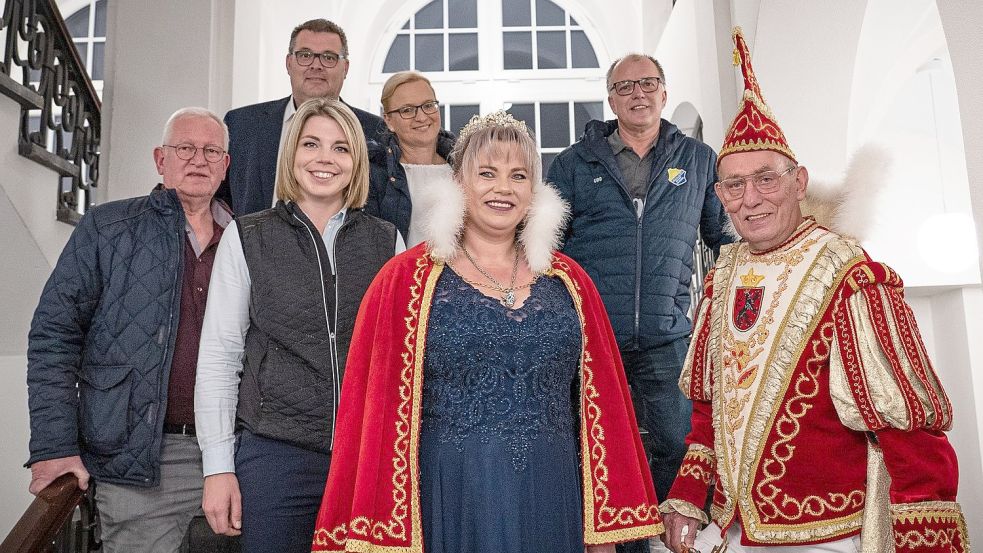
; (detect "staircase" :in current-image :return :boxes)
[1,0,100,224]
[0,0,100,549]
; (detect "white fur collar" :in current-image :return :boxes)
[413,175,569,273]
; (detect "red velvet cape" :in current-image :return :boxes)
[312,245,663,552]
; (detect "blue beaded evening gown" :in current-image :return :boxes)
[419,268,584,553]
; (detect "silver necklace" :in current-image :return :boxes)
[461,246,521,308]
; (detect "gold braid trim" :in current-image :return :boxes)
[892,501,970,552]
[685,444,716,465]
[549,263,661,544]
[317,256,437,553]
[709,232,871,541]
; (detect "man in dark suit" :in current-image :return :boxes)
[219,18,386,215]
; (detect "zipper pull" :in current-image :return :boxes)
[633,198,644,219]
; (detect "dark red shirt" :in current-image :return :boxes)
[165,219,225,425]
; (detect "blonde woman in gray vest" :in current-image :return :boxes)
[194,98,404,553]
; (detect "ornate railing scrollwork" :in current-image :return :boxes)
[0,0,101,225]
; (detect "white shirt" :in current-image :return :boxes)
[400,162,455,247]
[195,207,405,476]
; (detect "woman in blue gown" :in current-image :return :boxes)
[311,112,662,553]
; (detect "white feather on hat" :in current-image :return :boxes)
[723,144,890,243]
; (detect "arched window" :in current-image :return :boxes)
[373,0,608,173]
[502,0,598,70]
[63,0,107,94]
[383,0,479,73]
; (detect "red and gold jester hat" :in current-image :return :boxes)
[718,26,796,165]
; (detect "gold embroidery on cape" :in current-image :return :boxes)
[708,229,872,542]
[548,263,663,544]
[320,256,436,553]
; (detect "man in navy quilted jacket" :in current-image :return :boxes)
[26,107,232,553]
[547,53,730,552]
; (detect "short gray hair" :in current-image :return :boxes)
[161,107,229,149]
[606,53,665,89]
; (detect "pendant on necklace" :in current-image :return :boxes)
[502,289,516,308]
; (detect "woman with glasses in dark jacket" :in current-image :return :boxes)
[365,71,456,246]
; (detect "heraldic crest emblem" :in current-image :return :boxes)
[733,268,764,331]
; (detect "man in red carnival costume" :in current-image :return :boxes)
[660,27,970,553]
[310,112,663,552]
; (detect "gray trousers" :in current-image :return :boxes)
[94,434,204,553]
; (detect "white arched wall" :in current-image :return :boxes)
[933,1,983,548]
[655,0,735,150]
[742,1,868,175]
[848,0,978,287]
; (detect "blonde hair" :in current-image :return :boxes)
[275,98,369,208]
[380,71,436,112]
[450,112,541,188]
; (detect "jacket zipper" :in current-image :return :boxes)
[329,225,342,450]
[154,213,183,483]
[292,213,341,450]
[633,198,644,348]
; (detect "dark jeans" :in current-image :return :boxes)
[617,338,693,553]
[235,429,331,553]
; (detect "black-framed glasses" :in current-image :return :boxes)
[385,100,440,120]
[715,166,798,201]
[162,143,226,163]
[608,76,663,96]
[292,49,346,68]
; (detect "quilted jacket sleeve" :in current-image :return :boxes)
[698,149,731,255]
[546,149,575,246]
[26,211,104,465]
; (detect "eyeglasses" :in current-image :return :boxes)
[292,49,346,68]
[385,100,440,120]
[162,144,226,163]
[608,76,663,96]
[716,166,797,201]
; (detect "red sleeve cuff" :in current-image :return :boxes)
[892,501,970,552]
[667,445,715,509]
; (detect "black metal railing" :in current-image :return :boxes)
[689,234,716,319]
[0,0,100,225]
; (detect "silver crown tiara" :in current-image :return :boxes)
[457,110,528,143]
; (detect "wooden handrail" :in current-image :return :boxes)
[0,474,85,553]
